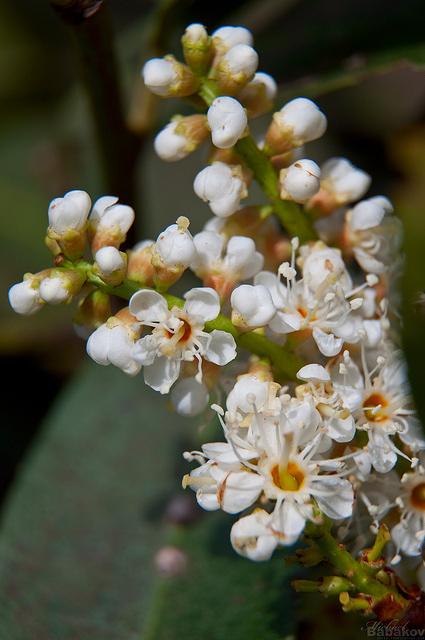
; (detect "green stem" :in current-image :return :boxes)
[306,521,407,608]
[198,81,317,243]
[71,261,302,380]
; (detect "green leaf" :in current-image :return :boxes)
[0,363,296,638]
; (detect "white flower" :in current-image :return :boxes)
[231,509,280,561]
[231,284,276,328]
[391,462,425,559]
[48,190,91,234]
[95,246,125,274]
[212,26,253,51]
[320,157,371,206]
[271,98,327,148]
[193,162,247,217]
[191,230,263,296]
[346,196,402,274]
[129,287,236,394]
[207,97,247,148]
[154,216,197,268]
[86,310,141,376]
[8,279,43,315]
[171,377,209,417]
[279,159,321,203]
[330,350,425,473]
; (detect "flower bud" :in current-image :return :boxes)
[279,159,321,203]
[171,377,209,417]
[207,96,247,149]
[237,72,277,118]
[46,189,91,259]
[308,158,371,215]
[74,290,112,332]
[215,44,259,94]
[265,98,327,155]
[231,284,275,329]
[86,307,142,376]
[89,196,135,253]
[348,196,393,232]
[142,55,199,98]
[194,162,247,217]
[181,23,213,75]
[38,269,86,305]
[127,240,155,286]
[212,26,253,55]
[8,277,43,315]
[152,217,197,290]
[154,115,209,162]
[94,246,127,286]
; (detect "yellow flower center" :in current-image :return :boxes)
[271,461,305,491]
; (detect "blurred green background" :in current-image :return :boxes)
[0,1,424,638]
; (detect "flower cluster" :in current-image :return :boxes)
[8,22,425,616]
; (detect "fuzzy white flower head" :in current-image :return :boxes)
[231,284,276,328]
[95,246,125,275]
[207,97,247,149]
[8,279,43,315]
[231,510,279,561]
[48,190,91,234]
[212,26,253,50]
[193,162,246,217]
[154,121,189,162]
[155,216,197,268]
[321,157,371,204]
[129,287,237,394]
[279,159,321,203]
[39,276,69,304]
[142,58,178,96]
[276,98,327,145]
[171,377,209,417]
[222,43,258,78]
[87,314,141,376]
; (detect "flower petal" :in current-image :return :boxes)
[143,356,180,394]
[129,289,168,323]
[205,330,237,365]
[184,287,221,322]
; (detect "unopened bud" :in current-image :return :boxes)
[94,246,127,286]
[74,290,112,331]
[231,284,275,329]
[181,23,212,75]
[46,189,91,259]
[237,72,277,118]
[142,55,199,98]
[154,115,209,162]
[308,158,371,215]
[89,196,135,253]
[194,161,247,217]
[38,269,86,305]
[279,159,321,203]
[212,26,253,55]
[214,44,258,94]
[127,240,155,286]
[207,96,247,149]
[265,98,327,155]
[8,277,44,315]
[152,217,196,290]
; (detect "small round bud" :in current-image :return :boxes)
[39,276,69,304]
[212,26,253,54]
[279,159,321,203]
[154,115,208,162]
[265,98,327,154]
[8,279,43,315]
[215,44,258,93]
[155,217,196,268]
[237,72,277,118]
[181,23,212,75]
[127,240,155,286]
[48,190,91,234]
[309,158,371,214]
[90,197,135,253]
[348,196,393,232]
[87,309,141,376]
[142,56,199,98]
[95,246,125,274]
[193,162,246,217]
[207,96,247,149]
[231,284,275,329]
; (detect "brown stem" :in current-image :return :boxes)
[50,1,141,235]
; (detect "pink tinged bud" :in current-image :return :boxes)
[207,97,247,149]
[231,284,275,328]
[48,190,91,234]
[279,159,321,203]
[8,280,43,315]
